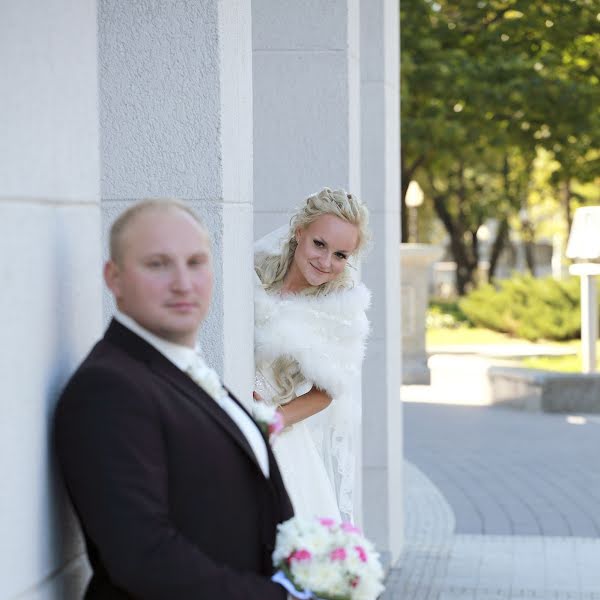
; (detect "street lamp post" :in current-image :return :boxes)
[566,206,600,374]
[405,180,424,243]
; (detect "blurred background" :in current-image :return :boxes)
[400,0,600,372]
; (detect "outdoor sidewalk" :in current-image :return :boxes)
[382,395,600,599]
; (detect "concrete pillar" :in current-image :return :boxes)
[252,0,361,237]
[0,1,100,597]
[400,244,444,384]
[359,0,402,567]
[252,0,364,526]
[98,0,254,402]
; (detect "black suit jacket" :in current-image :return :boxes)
[55,320,293,599]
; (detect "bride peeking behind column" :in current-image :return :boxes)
[253,188,371,523]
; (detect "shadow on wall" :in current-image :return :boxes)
[34,212,93,597]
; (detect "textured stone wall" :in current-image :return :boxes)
[98,0,255,401]
[252,0,361,236]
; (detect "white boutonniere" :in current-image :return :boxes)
[252,401,285,441]
[186,361,228,403]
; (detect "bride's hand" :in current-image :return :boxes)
[253,391,264,402]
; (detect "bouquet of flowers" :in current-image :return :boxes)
[252,401,285,440]
[271,516,385,600]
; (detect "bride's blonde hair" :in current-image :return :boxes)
[255,187,370,403]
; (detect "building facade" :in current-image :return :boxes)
[0,1,402,596]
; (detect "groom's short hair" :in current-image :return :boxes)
[109,198,207,264]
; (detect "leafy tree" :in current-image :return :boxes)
[401,0,600,293]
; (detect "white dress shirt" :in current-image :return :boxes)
[113,311,270,477]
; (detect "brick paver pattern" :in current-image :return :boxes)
[382,401,600,599]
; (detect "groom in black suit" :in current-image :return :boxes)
[55,199,293,599]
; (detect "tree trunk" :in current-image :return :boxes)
[430,191,479,295]
[455,261,478,296]
[488,155,512,282]
[524,240,536,276]
[400,177,409,242]
[488,217,509,283]
[562,178,572,232]
[521,216,536,275]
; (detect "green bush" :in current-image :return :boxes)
[458,275,582,342]
[427,299,472,329]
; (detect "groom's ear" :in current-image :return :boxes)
[104,260,122,297]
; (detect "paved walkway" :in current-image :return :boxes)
[382,396,600,599]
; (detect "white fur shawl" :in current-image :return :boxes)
[254,279,371,402]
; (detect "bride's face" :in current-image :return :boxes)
[292,214,359,288]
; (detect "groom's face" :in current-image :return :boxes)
[105,207,214,347]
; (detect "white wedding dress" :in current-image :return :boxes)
[254,228,370,523]
[255,364,342,521]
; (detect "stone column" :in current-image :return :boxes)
[252,0,361,238]
[359,0,402,567]
[400,244,444,384]
[0,1,100,597]
[252,0,365,526]
[98,0,254,402]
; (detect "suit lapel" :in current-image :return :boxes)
[104,320,264,476]
[155,358,265,474]
[223,385,291,508]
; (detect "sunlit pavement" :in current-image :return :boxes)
[382,397,600,599]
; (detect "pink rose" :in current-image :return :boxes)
[355,545,368,563]
[341,522,362,534]
[289,549,312,562]
[319,517,336,528]
[268,410,284,437]
[330,547,347,561]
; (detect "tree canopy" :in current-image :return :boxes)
[401,0,600,293]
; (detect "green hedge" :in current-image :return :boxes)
[427,299,471,329]
[458,275,582,341]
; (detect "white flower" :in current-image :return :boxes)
[300,528,330,555]
[251,402,285,439]
[301,562,347,596]
[186,362,228,402]
[353,575,385,600]
[252,401,275,421]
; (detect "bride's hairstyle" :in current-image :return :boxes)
[255,187,370,297]
[255,187,370,404]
